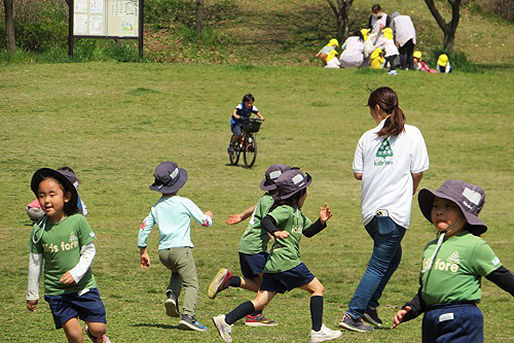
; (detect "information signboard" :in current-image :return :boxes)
[69,0,143,58]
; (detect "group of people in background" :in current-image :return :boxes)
[316,4,453,74]
[25,87,511,343]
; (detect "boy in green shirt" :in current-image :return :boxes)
[213,169,342,343]
[207,164,291,327]
[392,180,514,342]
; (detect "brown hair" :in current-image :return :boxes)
[368,87,405,137]
[40,177,78,216]
[371,4,381,13]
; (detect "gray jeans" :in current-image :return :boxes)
[158,247,199,316]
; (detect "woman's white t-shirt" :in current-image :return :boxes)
[353,118,429,228]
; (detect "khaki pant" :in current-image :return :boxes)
[158,247,199,316]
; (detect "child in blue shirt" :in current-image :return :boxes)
[137,161,213,332]
[229,94,265,150]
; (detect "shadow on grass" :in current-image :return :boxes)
[132,323,181,330]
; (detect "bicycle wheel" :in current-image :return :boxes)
[228,138,240,165]
[243,133,257,168]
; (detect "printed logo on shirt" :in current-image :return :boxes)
[291,226,302,234]
[69,233,78,243]
[432,257,459,273]
[374,138,394,166]
[140,220,147,231]
[447,251,460,264]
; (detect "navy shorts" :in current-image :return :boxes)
[239,252,268,279]
[44,288,106,329]
[231,123,242,135]
[260,263,315,294]
[422,303,483,343]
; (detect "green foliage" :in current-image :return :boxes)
[429,47,481,73]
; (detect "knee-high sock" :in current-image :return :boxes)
[310,296,323,331]
[225,301,255,325]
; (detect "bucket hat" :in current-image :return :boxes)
[418,180,487,235]
[274,169,312,200]
[149,162,188,194]
[260,164,292,191]
[31,168,79,213]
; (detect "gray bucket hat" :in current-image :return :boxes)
[149,162,188,194]
[260,164,292,191]
[31,168,79,214]
[418,180,487,235]
[274,169,312,200]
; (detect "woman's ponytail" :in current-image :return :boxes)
[368,87,405,137]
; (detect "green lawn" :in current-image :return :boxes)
[0,63,513,342]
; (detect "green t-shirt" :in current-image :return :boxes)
[238,193,274,255]
[264,205,312,273]
[28,214,97,296]
[420,230,501,305]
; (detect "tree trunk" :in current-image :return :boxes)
[424,0,461,51]
[195,0,204,36]
[3,0,16,54]
[327,0,353,43]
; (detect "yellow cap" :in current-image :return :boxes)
[328,39,339,48]
[437,54,449,66]
[383,28,393,40]
[360,28,370,40]
[370,48,383,60]
[413,51,422,59]
[326,50,339,61]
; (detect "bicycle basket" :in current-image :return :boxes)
[242,119,261,133]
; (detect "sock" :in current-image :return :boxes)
[229,275,241,287]
[310,296,323,331]
[250,309,263,316]
[225,301,255,325]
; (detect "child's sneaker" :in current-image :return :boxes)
[362,306,382,327]
[164,291,180,318]
[179,314,208,331]
[213,314,232,343]
[310,324,342,343]
[338,312,374,333]
[387,70,398,75]
[245,313,278,327]
[207,268,232,299]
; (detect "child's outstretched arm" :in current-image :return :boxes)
[27,252,43,311]
[184,198,213,227]
[60,242,96,285]
[261,215,289,239]
[255,111,265,121]
[391,285,425,329]
[226,205,256,225]
[486,266,514,296]
[303,204,333,238]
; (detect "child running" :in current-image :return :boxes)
[138,161,213,331]
[229,94,265,152]
[207,164,292,327]
[213,169,342,343]
[392,180,514,342]
[26,168,110,343]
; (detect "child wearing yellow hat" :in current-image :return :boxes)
[376,28,399,74]
[370,48,385,69]
[315,39,339,65]
[437,54,452,73]
[325,50,341,69]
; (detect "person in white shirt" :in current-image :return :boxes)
[338,87,429,333]
[375,28,399,74]
[367,4,391,34]
[391,12,416,70]
[339,30,365,68]
[325,50,341,68]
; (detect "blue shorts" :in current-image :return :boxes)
[231,123,242,135]
[44,288,106,329]
[260,263,315,294]
[239,252,268,279]
[422,303,482,343]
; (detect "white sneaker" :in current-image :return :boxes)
[310,324,342,343]
[212,314,232,343]
[387,70,398,75]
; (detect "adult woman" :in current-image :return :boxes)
[339,30,364,68]
[339,87,430,332]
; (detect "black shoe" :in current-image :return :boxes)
[363,307,383,327]
[165,291,180,318]
[179,314,208,331]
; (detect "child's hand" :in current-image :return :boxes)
[226,214,242,225]
[27,300,38,311]
[140,252,151,269]
[391,306,411,329]
[274,231,289,239]
[319,204,333,224]
[59,271,76,285]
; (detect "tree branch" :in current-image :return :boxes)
[423,0,448,31]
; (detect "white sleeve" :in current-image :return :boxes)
[410,128,430,173]
[183,198,213,227]
[352,135,365,173]
[68,242,96,283]
[81,199,88,216]
[27,253,43,300]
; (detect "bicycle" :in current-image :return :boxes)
[228,118,262,168]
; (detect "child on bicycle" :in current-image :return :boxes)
[207,164,291,327]
[229,94,265,152]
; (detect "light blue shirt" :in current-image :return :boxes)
[137,196,212,250]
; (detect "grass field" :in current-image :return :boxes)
[0,63,513,342]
